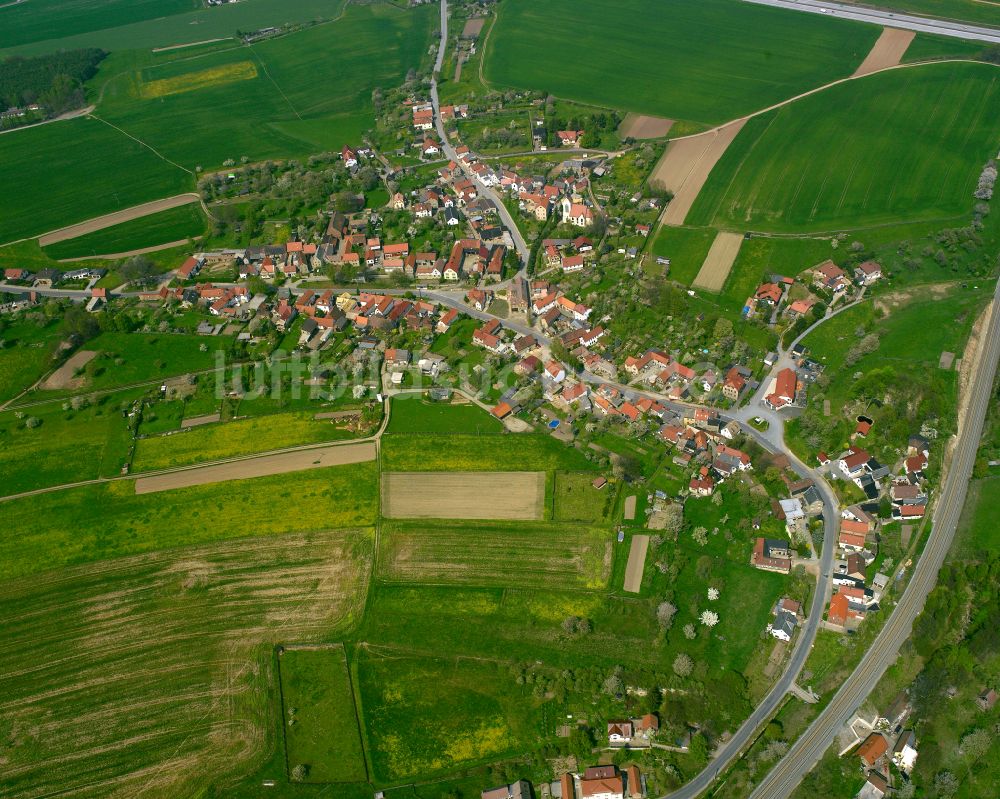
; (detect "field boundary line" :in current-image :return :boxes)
[86,113,194,174]
[245,43,303,121]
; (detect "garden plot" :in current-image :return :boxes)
[381,471,545,519]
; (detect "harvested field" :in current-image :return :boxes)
[692,230,744,292]
[0,530,373,799]
[378,520,612,588]
[462,16,487,37]
[382,471,544,520]
[37,194,201,246]
[655,119,746,226]
[620,112,674,139]
[41,349,96,390]
[180,412,220,428]
[852,28,914,77]
[134,441,376,494]
[623,534,649,593]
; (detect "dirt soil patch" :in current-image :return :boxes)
[852,28,914,77]
[692,230,744,292]
[620,113,674,139]
[462,17,486,37]
[654,119,746,226]
[874,281,953,314]
[623,534,649,593]
[382,471,544,520]
[623,495,637,521]
[134,441,376,494]
[181,413,220,428]
[42,350,96,390]
[939,351,956,370]
[38,194,200,246]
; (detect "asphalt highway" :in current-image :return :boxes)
[744,0,1000,43]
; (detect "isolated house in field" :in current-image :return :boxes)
[855,260,883,285]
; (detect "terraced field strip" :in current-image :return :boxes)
[852,27,915,77]
[381,470,545,519]
[655,119,746,226]
[692,230,745,292]
[623,534,649,593]
[377,520,612,588]
[37,194,201,246]
[134,441,376,494]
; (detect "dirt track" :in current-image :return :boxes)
[382,471,544,519]
[134,441,376,494]
[693,230,744,291]
[853,28,915,77]
[654,120,746,226]
[620,113,674,139]
[623,534,649,593]
[37,194,201,246]
[42,350,96,390]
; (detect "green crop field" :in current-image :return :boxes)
[0,462,378,580]
[384,396,503,434]
[42,203,206,260]
[650,225,717,285]
[0,529,372,798]
[377,520,612,589]
[381,432,597,472]
[0,0,347,56]
[0,393,138,495]
[0,116,193,243]
[687,62,1000,232]
[861,0,1000,27]
[278,646,367,784]
[485,0,879,125]
[356,649,543,783]
[132,411,358,471]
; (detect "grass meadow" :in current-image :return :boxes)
[385,396,503,434]
[0,529,373,798]
[381,432,597,472]
[377,520,612,589]
[0,317,63,403]
[278,646,367,784]
[0,461,379,580]
[552,471,613,522]
[650,225,718,285]
[0,116,192,243]
[132,410,357,470]
[485,0,878,125]
[687,62,1000,232]
[42,203,207,260]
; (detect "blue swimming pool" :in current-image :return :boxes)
[548,419,561,429]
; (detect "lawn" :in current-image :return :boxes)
[131,410,358,470]
[384,396,503,434]
[0,461,379,580]
[278,646,367,784]
[0,392,139,495]
[954,475,1000,556]
[485,0,879,125]
[355,649,544,784]
[687,62,1000,232]
[0,316,63,403]
[0,0,347,55]
[380,432,597,471]
[552,471,613,522]
[650,225,717,286]
[42,203,207,260]
[0,116,192,243]
[377,520,612,589]
[0,529,373,798]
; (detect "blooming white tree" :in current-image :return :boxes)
[707,588,720,601]
[700,610,719,627]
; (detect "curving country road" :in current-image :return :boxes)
[744,0,1000,42]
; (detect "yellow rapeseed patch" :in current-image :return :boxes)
[141,61,258,99]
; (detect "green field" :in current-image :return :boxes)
[552,471,612,522]
[650,225,717,285]
[0,394,138,495]
[862,0,1000,27]
[0,462,378,580]
[278,646,367,784]
[42,203,206,260]
[0,529,372,798]
[356,649,542,783]
[485,0,879,125]
[0,317,63,403]
[0,116,193,243]
[132,411,358,470]
[0,0,347,55]
[381,432,597,471]
[377,520,612,589]
[687,62,1000,232]
[384,396,503,434]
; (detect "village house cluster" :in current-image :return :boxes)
[481,763,646,799]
